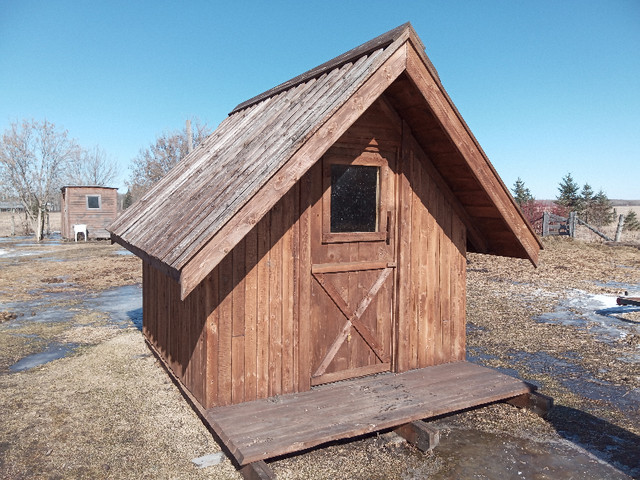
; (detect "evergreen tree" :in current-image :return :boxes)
[555,173,580,212]
[579,183,594,222]
[591,189,615,227]
[122,189,134,210]
[623,210,640,231]
[511,177,534,206]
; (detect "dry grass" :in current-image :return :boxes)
[0,237,639,479]
[0,240,141,302]
[0,211,61,237]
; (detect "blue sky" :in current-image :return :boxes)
[1,1,639,199]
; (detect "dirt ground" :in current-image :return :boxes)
[0,235,638,479]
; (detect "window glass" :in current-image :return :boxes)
[330,165,379,232]
[87,195,100,209]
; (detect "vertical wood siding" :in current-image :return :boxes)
[143,96,468,409]
[143,184,300,409]
[396,126,467,370]
[61,187,118,239]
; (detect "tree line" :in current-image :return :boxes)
[0,118,210,240]
[511,174,639,233]
[3,117,637,240]
[0,119,119,240]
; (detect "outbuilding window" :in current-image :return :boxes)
[330,164,379,233]
[322,154,388,243]
[87,195,101,209]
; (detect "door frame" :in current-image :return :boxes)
[307,150,399,386]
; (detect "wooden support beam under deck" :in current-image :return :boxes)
[239,461,276,480]
[394,421,440,452]
[505,390,554,418]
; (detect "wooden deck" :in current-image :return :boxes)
[205,361,534,466]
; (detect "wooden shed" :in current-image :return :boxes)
[110,24,546,474]
[61,186,118,240]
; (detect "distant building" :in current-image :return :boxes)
[0,201,24,212]
[60,186,118,240]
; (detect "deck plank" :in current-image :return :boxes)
[205,362,533,465]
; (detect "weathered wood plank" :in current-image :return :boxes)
[438,193,452,363]
[396,121,413,373]
[244,227,258,402]
[231,335,245,404]
[205,362,536,465]
[424,174,438,367]
[268,199,283,396]
[211,361,516,426]
[256,214,270,399]
[297,170,313,393]
[310,362,390,386]
[451,214,466,361]
[281,186,296,395]
[218,254,234,406]
[232,239,246,338]
[205,269,220,408]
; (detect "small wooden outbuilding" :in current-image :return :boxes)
[61,186,118,240]
[110,24,546,473]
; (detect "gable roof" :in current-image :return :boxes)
[110,23,541,299]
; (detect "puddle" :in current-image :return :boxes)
[0,248,48,258]
[596,281,640,295]
[1,294,79,327]
[0,233,65,258]
[2,285,142,372]
[83,284,143,329]
[9,342,80,372]
[536,289,640,342]
[113,248,133,256]
[0,236,32,243]
[421,426,629,480]
[509,351,640,414]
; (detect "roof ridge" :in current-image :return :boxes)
[229,22,413,115]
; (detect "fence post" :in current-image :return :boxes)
[615,214,625,242]
[568,211,576,238]
[542,211,549,237]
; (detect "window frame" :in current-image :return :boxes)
[86,194,102,210]
[322,153,389,244]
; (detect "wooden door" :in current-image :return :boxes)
[309,151,396,386]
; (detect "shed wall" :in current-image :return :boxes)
[143,97,468,409]
[61,187,118,239]
[396,126,467,371]
[143,182,300,409]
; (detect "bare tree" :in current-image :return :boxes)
[0,119,80,241]
[66,145,118,186]
[127,119,210,202]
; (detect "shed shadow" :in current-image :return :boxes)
[546,405,640,478]
[127,307,143,331]
[595,305,640,324]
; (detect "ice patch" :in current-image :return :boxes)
[536,289,639,342]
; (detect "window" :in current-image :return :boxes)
[322,154,389,243]
[330,165,379,232]
[87,195,101,209]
